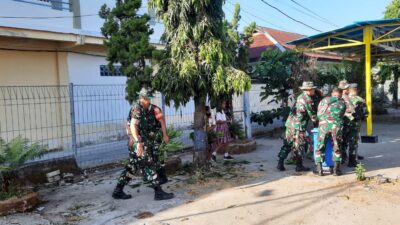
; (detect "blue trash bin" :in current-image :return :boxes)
[311,128,334,169]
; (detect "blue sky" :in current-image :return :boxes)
[224,0,393,36]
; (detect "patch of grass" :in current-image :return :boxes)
[135,211,154,219]
[0,187,24,201]
[223,160,250,166]
[185,165,236,184]
[69,203,94,211]
[68,215,86,222]
[356,163,366,181]
[285,159,296,165]
[129,182,142,189]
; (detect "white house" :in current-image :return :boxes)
[0,0,162,159]
[0,0,163,86]
[0,1,198,166]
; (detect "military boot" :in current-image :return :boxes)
[157,167,168,185]
[341,152,347,165]
[313,162,323,176]
[277,158,286,171]
[295,159,310,172]
[333,161,343,176]
[347,155,358,168]
[112,184,132,200]
[154,186,174,201]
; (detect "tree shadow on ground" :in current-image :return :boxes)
[156,182,353,224]
[98,122,399,225]
[342,122,400,175]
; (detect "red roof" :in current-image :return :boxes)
[249,33,276,59]
[249,26,346,61]
[256,27,304,49]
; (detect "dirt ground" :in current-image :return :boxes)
[1,122,400,225]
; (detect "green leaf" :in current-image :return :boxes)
[0,136,47,173]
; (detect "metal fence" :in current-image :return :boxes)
[0,83,278,169]
[0,85,74,161]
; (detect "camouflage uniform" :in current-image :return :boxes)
[117,102,164,187]
[315,96,346,163]
[123,108,140,179]
[278,92,317,162]
[278,113,296,160]
[348,94,367,158]
[340,93,355,161]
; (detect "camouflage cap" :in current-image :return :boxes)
[137,87,154,99]
[338,80,349,89]
[349,83,358,89]
[300,81,316,90]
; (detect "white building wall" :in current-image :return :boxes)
[67,52,129,132]
[0,0,163,43]
[67,52,126,85]
[80,0,163,43]
[0,0,73,30]
[79,0,114,33]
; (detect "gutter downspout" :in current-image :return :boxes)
[70,0,82,29]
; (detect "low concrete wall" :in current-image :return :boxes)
[17,156,81,185]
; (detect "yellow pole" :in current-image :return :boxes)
[364,26,373,136]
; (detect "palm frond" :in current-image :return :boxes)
[0,136,47,172]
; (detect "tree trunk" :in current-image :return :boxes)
[227,96,234,121]
[393,68,399,108]
[0,173,10,193]
[192,96,208,166]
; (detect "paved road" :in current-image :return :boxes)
[3,122,400,225]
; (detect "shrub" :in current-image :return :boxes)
[355,163,366,181]
[0,137,46,197]
[159,127,184,161]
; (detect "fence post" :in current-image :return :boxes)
[243,91,252,139]
[69,83,78,157]
[160,93,166,114]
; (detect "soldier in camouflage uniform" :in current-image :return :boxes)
[315,88,347,176]
[277,81,318,172]
[112,87,174,201]
[338,80,356,164]
[125,104,168,184]
[277,113,296,171]
[347,83,368,167]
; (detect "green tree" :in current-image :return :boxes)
[251,49,308,126]
[99,0,159,102]
[226,4,256,71]
[381,0,400,108]
[214,3,256,110]
[256,49,311,106]
[148,0,252,164]
[317,61,366,97]
[251,49,317,126]
[378,63,399,108]
[384,0,400,19]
